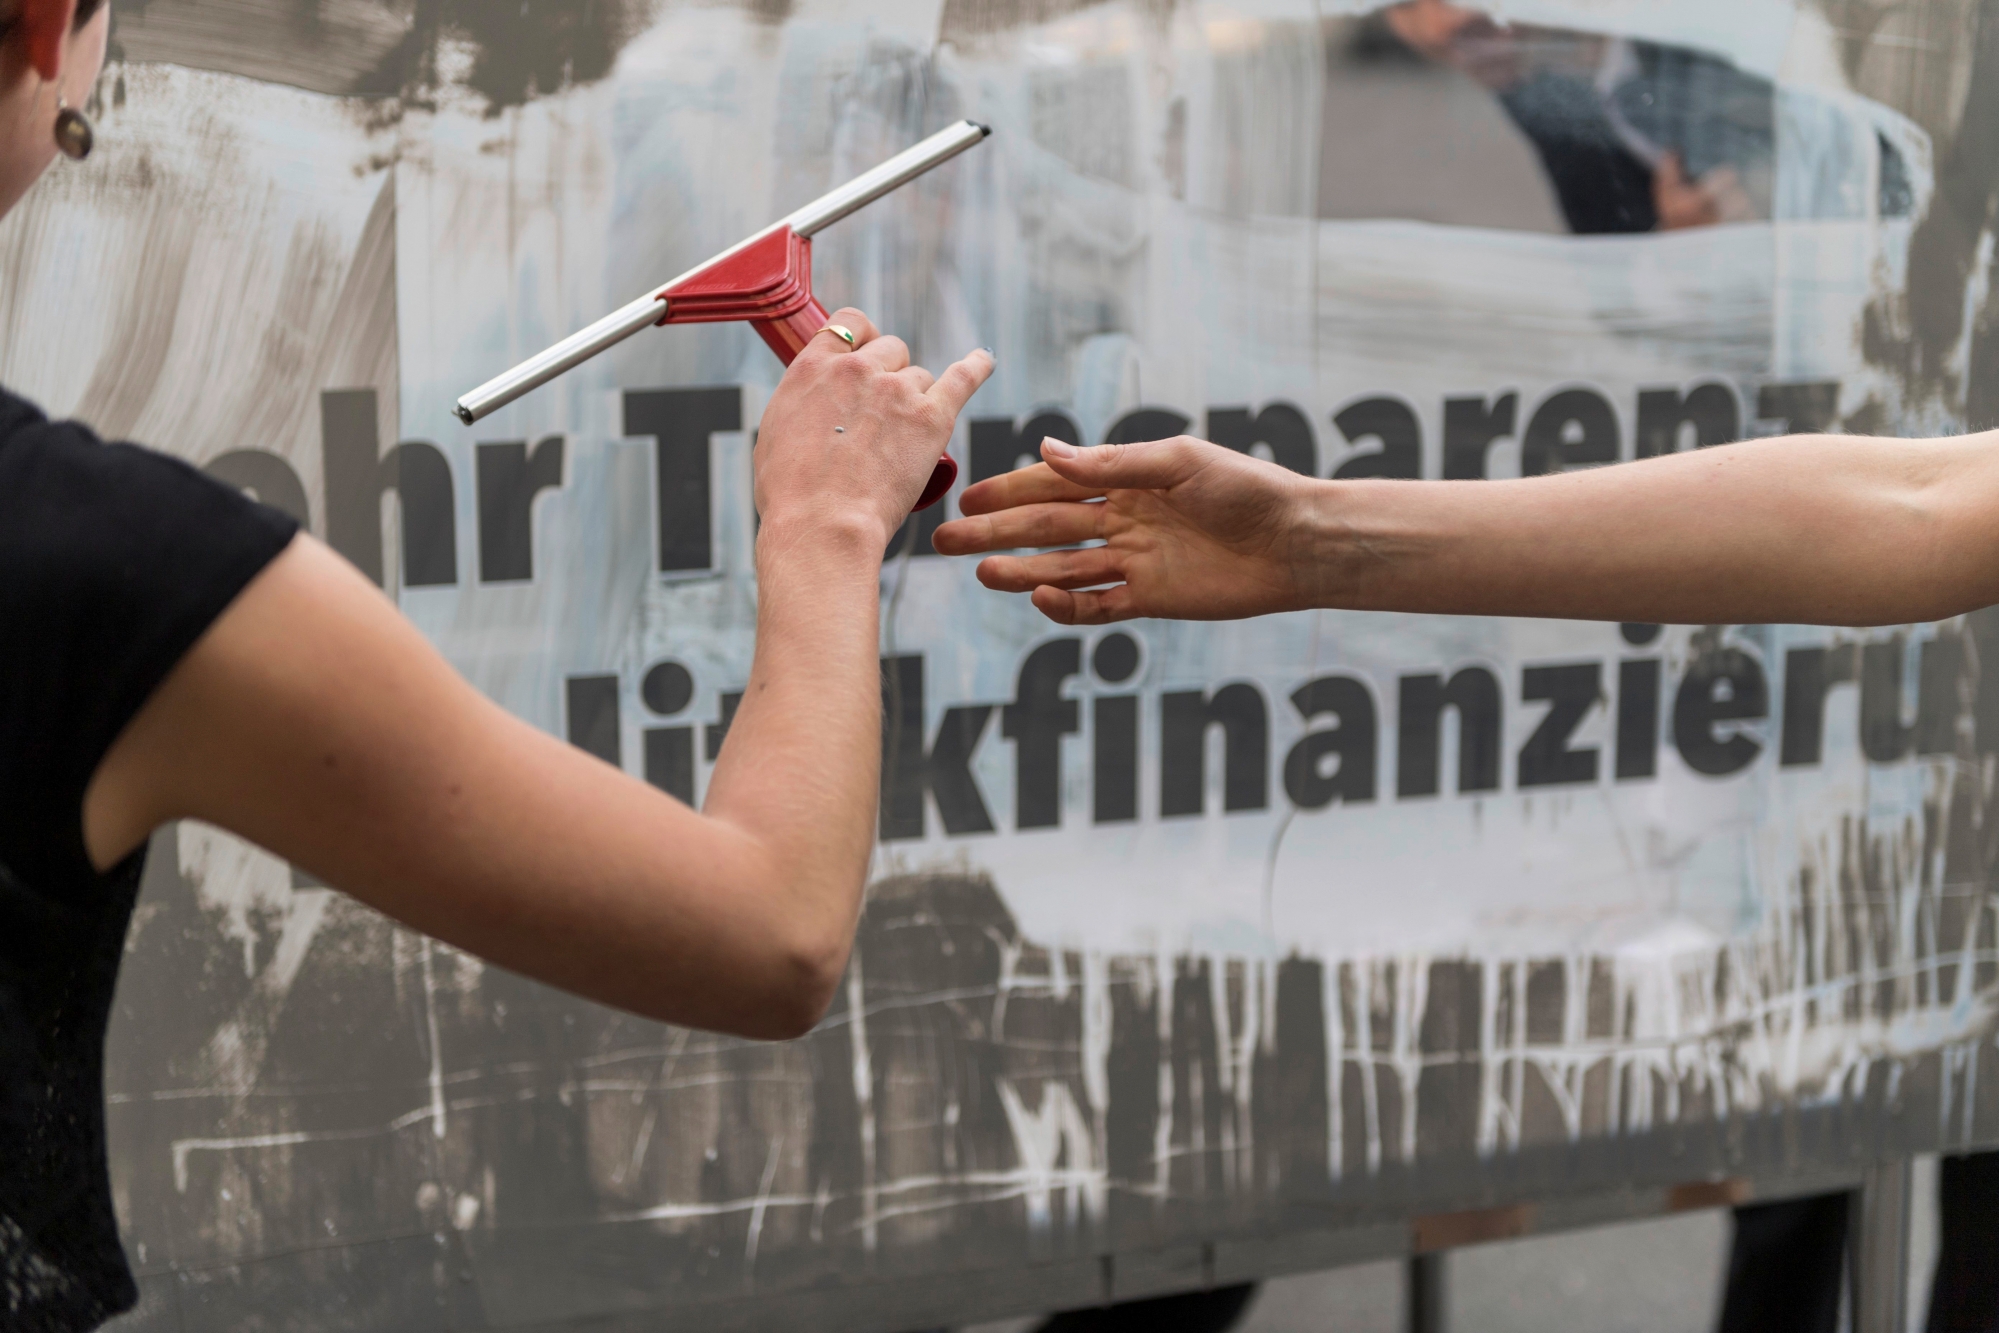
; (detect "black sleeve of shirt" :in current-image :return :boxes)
[0,391,299,890]
[1498,73,1660,235]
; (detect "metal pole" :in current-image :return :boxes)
[1851,1158,1913,1333]
[453,120,990,425]
[1407,1252,1447,1333]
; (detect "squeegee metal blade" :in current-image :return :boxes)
[454,295,664,425]
[453,119,991,425]
[785,119,991,237]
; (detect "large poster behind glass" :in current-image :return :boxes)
[3,0,1995,1326]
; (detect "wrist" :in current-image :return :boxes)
[755,504,891,569]
[755,505,891,559]
[1290,479,1412,612]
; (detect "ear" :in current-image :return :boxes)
[15,0,82,84]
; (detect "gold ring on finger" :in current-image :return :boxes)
[817,324,858,349]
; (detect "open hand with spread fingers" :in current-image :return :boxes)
[931,436,1321,624]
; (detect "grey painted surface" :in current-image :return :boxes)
[91,825,1999,1329]
[2,0,1998,1328]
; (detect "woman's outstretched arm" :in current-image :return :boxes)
[83,312,992,1041]
[931,431,1999,628]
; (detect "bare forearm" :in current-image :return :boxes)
[1310,433,1999,626]
[700,517,883,971]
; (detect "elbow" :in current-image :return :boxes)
[614,915,852,1041]
[736,926,853,1042]
[692,832,865,1041]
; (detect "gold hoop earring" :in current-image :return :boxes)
[54,96,94,161]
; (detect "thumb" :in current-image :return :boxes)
[1041,437,1209,491]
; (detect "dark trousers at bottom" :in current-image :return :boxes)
[1716,1152,1999,1333]
[1717,1193,1848,1333]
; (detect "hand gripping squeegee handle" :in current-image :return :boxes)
[454,119,992,512]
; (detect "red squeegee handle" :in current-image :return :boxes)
[751,297,958,513]
[652,225,959,514]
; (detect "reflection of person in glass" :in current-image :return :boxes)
[1373,0,1761,233]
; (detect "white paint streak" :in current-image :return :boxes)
[419,936,447,1139]
[742,1135,783,1289]
[1323,957,1342,1182]
[1392,955,1430,1164]
[846,949,878,1256]
[1082,950,1111,1150]
[995,1079,1102,1234]
[1356,963,1383,1175]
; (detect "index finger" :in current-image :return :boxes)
[922,347,996,418]
[956,461,1104,516]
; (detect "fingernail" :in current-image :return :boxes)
[980,346,996,361]
[1042,438,1076,459]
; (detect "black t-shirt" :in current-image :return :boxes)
[0,387,297,1331]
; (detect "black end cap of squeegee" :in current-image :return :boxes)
[972,121,992,136]
[454,404,476,426]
